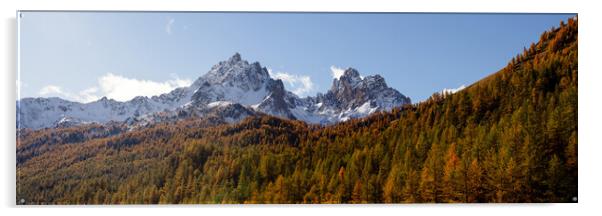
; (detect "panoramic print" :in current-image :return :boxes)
[16,12,577,204]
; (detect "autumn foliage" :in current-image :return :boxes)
[16,18,577,204]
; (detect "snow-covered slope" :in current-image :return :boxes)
[17,86,198,129]
[285,68,411,124]
[189,53,295,119]
[17,53,411,130]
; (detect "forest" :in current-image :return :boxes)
[16,17,577,204]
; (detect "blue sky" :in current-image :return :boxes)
[18,12,575,102]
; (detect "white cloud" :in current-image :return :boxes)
[77,87,101,102]
[269,69,315,96]
[98,73,191,101]
[39,85,63,95]
[38,73,192,103]
[166,18,175,35]
[39,85,99,103]
[330,65,346,79]
[442,84,466,95]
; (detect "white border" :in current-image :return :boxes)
[1,0,600,215]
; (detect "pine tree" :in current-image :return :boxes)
[419,143,444,202]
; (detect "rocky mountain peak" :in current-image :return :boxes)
[341,67,361,79]
[202,53,270,88]
[331,68,363,92]
[321,67,410,117]
[190,53,276,107]
[229,52,242,63]
[17,53,411,129]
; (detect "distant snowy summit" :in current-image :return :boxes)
[17,53,411,130]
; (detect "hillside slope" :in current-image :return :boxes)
[16,18,577,204]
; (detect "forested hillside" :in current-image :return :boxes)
[16,18,577,204]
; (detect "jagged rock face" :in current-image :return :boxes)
[327,68,366,109]
[191,53,272,106]
[324,68,410,111]
[188,53,292,120]
[301,68,411,123]
[201,53,270,90]
[17,53,411,129]
[256,79,296,119]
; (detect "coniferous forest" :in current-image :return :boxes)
[16,18,577,204]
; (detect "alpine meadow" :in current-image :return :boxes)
[16,15,577,204]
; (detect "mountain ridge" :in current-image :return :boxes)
[17,53,410,129]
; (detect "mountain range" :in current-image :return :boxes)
[16,18,578,204]
[17,53,410,130]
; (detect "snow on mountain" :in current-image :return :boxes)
[283,68,411,124]
[191,53,270,105]
[17,53,411,130]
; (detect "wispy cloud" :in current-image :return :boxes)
[39,85,63,95]
[38,73,192,103]
[442,84,466,94]
[165,18,175,35]
[269,69,315,96]
[39,85,100,103]
[330,65,345,79]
